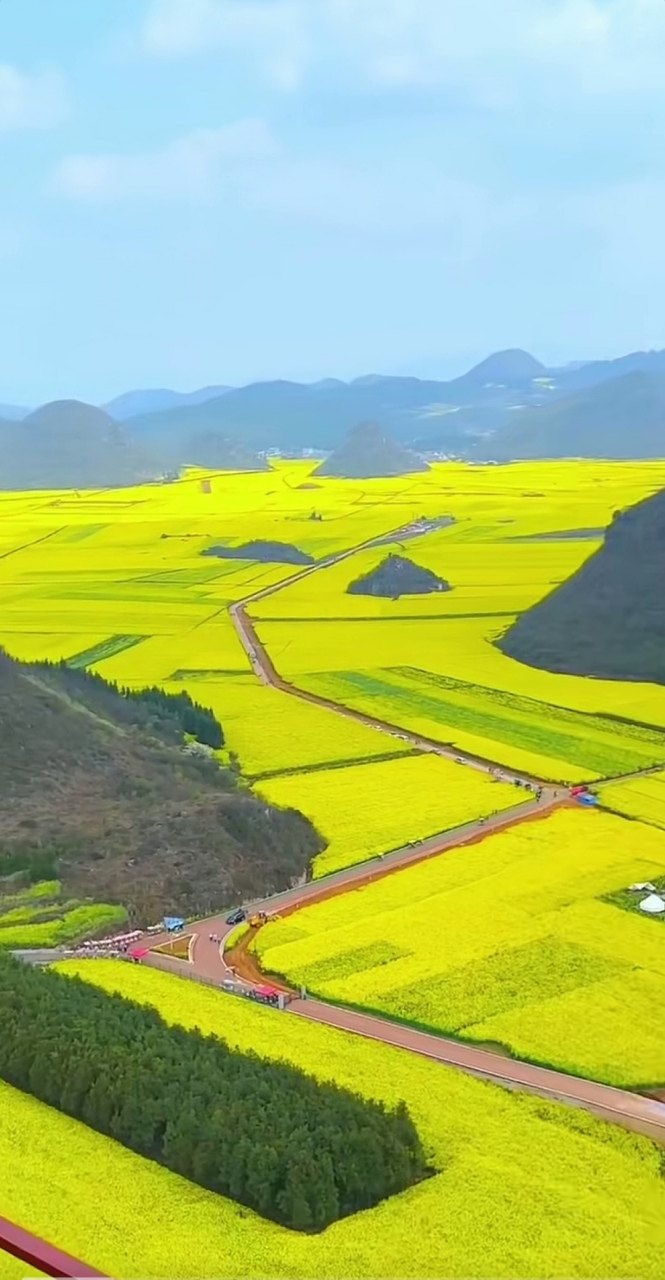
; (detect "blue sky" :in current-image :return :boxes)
[2,0,665,405]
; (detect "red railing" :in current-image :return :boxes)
[0,1215,109,1278]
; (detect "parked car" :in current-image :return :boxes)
[225,908,246,926]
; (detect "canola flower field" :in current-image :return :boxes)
[1,959,664,1280]
[601,770,665,832]
[255,753,522,876]
[5,462,665,1277]
[254,807,665,1087]
[3,460,665,887]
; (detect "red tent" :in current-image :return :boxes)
[129,947,150,960]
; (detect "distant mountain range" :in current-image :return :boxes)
[3,344,665,487]
[103,385,233,421]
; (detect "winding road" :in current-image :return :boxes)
[141,515,665,1144]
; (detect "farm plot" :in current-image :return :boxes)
[0,959,658,1280]
[0,880,126,949]
[254,807,665,1086]
[292,667,665,782]
[186,677,410,777]
[601,771,665,831]
[254,753,521,877]
[249,538,599,621]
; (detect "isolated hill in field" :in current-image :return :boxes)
[0,400,160,490]
[487,372,665,460]
[497,487,665,684]
[184,431,269,472]
[202,540,314,564]
[348,554,451,599]
[104,385,233,420]
[0,650,324,922]
[315,422,430,477]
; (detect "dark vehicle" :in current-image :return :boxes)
[225,908,246,926]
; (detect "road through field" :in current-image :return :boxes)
[143,520,665,1142]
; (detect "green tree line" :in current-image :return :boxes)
[0,955,429,1230]
[41,660,224,749]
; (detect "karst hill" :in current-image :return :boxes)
[497,487,665,684]
[202,540,314,565]
[315,421,429,478]
[0,400,159,490]
[348,554,451,599]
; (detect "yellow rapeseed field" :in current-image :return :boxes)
[255,753,521,875]
[601,771,665,831]
[255,807,665,1085]
[0,959,659,1279]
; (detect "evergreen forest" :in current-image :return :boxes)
[0,955,429,1231]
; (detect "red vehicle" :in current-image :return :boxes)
[570,785,589,796]
[251,984,281,1007]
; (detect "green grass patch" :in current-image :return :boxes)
[0,902,127,949]
[66,635,149,669]
[302,666,665,776]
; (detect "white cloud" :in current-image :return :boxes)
[0,65,69,130]
[142,0,310,88]
[139,0,665,102]
[52,120,279,203]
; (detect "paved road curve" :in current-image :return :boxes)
[142,518,665,1142]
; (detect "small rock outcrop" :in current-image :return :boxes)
[315,421,429,478]
[347,554,451,599]
[202,540,315,565]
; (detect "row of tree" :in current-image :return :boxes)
[0,955,429,1231]
[40,660,224,748]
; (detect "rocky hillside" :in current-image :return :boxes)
[497,487,665,684]
[347,554,451,599]
[0,651,324,923]
[0,400,159,489]
[315,422,429,478]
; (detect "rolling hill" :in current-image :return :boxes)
[0,400,161,490]
[0,650,324,923]
[497,487,665,684]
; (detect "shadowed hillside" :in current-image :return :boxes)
[497,487,665,684]
[0,651,324,923]
[488,373,665,460]
[315,422,429,478]
[0,400,160,489]
[185,431,269,471]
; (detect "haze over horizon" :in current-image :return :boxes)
[2,0,665,405]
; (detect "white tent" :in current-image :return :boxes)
[639,894,665,914]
